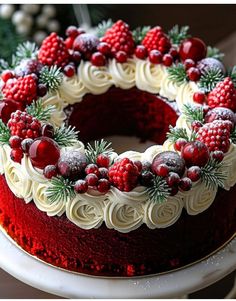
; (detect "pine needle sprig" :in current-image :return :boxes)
[15,41,38,60]
[26,99,55,122]
[85,139,113,163]
[198,68,224,93]
[95,19,114,38]
[0,119,10,145]
[200,158,226,190]
[207,46,224,61]
[167,125,196,143]
[53,124,79,147]
[132,26,151,44]
[39,65,63,92]
[182,103,204,123]
[168,25,190,46]
[227,66,236,88]
[167,63,188,86]
[46,176,76,204]
[146,176,170,204]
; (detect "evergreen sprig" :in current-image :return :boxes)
[95,19,114,38]
[132,26,151,44]
[26,99,55,122]
[0,119,10,145]
[207,46,224,61]
[146,176,170,204]
[46,176,76,204]
[39,65,63,92]
[227,66,236,88]
[85,139,113,163]
[167,125,196,143]
[182,103,204,124]
[53,124,79,147]
[167,63,188,86]
[200,158,226,190]
[168,25,190,45]
[198,68,224,93]
[15,41,38,61]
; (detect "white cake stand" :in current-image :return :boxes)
[0,229,236,299]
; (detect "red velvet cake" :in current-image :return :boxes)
[0,20,236,277]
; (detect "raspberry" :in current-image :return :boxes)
[142,26,171,54]
[197,120,232,153]
[8,110,41,139]
[207,77,236,112]
[101,20,135,56]
[38,32,69,67]
[108,158,140,192]
[2,75,37,104]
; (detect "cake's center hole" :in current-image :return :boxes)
[65,87,178,153]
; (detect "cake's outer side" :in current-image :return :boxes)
[0,174,235,277]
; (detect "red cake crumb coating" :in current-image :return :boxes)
[0,175,235,277]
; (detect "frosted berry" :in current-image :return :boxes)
[73,33,99,59]
[97,179,110,193]
[21,138,33,154]
[85,163,100,176]
[108,158,140,192]
[37,84,48,97]
[207,77,236,112]
[142,26,171,54]
[191,120,203,132]
[197,57,225,74]
[197,120,231,153]
[2,75,38,104]
[115,51,127,63]
[9,136,22,149]
[152,151,186,177]
[204,107,235,125]
[10,148,23,163]
[101,20,135,56]
[211,150,224,162]
[181,141,209,167]
[0,99,24,124]
[179,37,207,62]
[38,32,69,67]
[29,137,60,169]
[85,173,99,186]
[174,138,187,151]
[41,123,54,138]
[74,179,88,193]
[91,52,106,67]
[179,177,192,191]
[184,59,195,70]
[155,163,169,177]
[57,150,87,180]
[14,59,43,77]
[96,153,110,168]
[187,67,201,81]
[98,167,109,179]
[63,64,75,77]
[166,172,180,187]
[162,54,173,67]
[140,171,154,187]
[43,165,58,179]
[135,45,148,60]
[66,26,80,38]
[193,91,206,104]
[1,70,14,82]
[97,42,111,56]
[187,166,201,182]
[149,50,162,64]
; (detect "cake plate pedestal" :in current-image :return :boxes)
[0,230,236,299]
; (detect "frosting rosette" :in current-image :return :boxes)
[175,82,199,111]
[159,71,179,101]
[0,144,10,174]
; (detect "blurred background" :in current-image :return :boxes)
[0,3,235,299]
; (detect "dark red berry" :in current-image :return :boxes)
[169,47,178,58]
[41,123,54,138]
[85,163,100,176]
[166,172,180,187]
[174,138,187,151]
[0,99,24,124]
[149,50,162,64]
[193,91,206,104]
[133,160,142,172]
[179,37,207,62]
[162,54,173,67]
[14,59,43,77]
[37,83,48,97]
[197,57,225,74]
[142,160,151,171]
[115,51,127,63]
[155,163,169,177]
[187,67,201,81]
[73,33,99,57]
[211,150,224,162]
[135,45,148,60]
[43,165,58,179]
[21,138,34,153]
[170,186,179,196]
[97,42,111,56]
[140,171,154,187]
[96,153,110,168]
[66,26,80,38]
[74,179,88,193]
[191,120,203,132]
[181,141,209,167]
[204,107,235,125]
[187,166,201,182]
[91,52,106,67]
[85,173,99,186]
[179,177,192,191]
[10,148,23,163]
[98,167,108,179]
[64,64,75,77]
[1,70,14,82]
[9,136,22,149]
[97,178,110,193]
[184,59,195,70]
[71,51,82,64]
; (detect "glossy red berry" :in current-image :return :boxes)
[181,141,210,167]
[63,64,75,77]
[169,47,178,58]
[43,165,58,179]
[37,84,48,97]
[1,70,14,82]
[187,67,201,81]
[179,177,192,191]
[140,171,154,187]
[97,42,111,56]
[85,173,99,186]
[184,59,195,70]
[10,148,23,163]
[9,136,22,149]
[155,163,169,177]
[211,150,224,162]
[179,37,207,62]
[91,52,106,67]
[166,172,180,187]
[174,138,187,151]
[187,166,201,182]
[191,120,203,132]
[97,178,110,193]
[41,124,54,138]
[71,51,82,64]
[170,186,179,196]
[149,50,162,64]
[135,45,148,60]
[74,179,88,193]
[98,167,109,179]
[115,51,127,63]
[96,153,110,168]
[66,26,80,38]
[193,91,206,104]
[85,163,100,176]
[162,54,173,67]
[21,138,34,154]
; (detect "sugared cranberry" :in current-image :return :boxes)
[174,138,187,151]
[166,172,180,187]
[41,124,54,138]
[74,179,88,193]
[10,148,23,163]
[115,51,127,63]
[179,177,192,191]
[73,33,99,55]
[149,50,162,64]
[9,136,22,149]
[97,178,110,193]
[155,163,169,177]
[197,57,225,74]
[187,67,201,81]
[64,64,75,77]
[29,137,60,169]
[204,107,236,125]
[85,173,99,186]
[140,171,154,187]
[21,138,34,153]
[1,70,14,82]
[96,154,110,168]
[187,166,201,182]
[97,42,111,56]
[181,141,209,167]
[91,52,106,67]
[184,58,196,70]
[191,120,203,132]
[66,25,80,38]
[71,51,82,64]
[37,84,48,97]
[85,163,100,176]
[133,160,142,172]
[212,150,224,162]
[98,167,108,179]
[193,91,206,104]
[135,45,148,60]
[43,165,58,179]
[162,54,173,67]
[179,37,207,62]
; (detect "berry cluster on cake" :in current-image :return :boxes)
[0,20,236,277]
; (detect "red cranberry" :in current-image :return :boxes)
[96,154,110,168]
[193,91,206,104]
[162,54,173,67]
[91,52,106,67]
[166,172,180,187]
[187,67,201,81]
[85,173,99,186]
[9,136,22,149]
[169,47,178,58]
[115,51,127,63]
[191,120,203,132]
[85,163,100,176]
[155,163,169,177]
[0,99,24,124]
[1,70,14,82]
[97,178,110,193]
[71,51,82,64]
[66,26,80,38]
[135,45,148,60]
[21,138,34,153]
[140,171,154,187]
[133,160,142,172]
[170,186,179,196]
[37,84,48,97]
[179,37,207,62]
[73,33,99,55]
[74,179,88,193]
[98,167,108,179]
[64,64,75,77]
[184,59,196,70]
[181,141,209,167]
[29,137,60,169]
[149,50,162,64]
[211,150,224,162]
[10,148,23,163]
[174,138,188,151]
[43,165,58,179]
[97,42,111,56]
[179,177,192,191]
[187,166,201,182]
[41,124,54,138]
[204,107,236,125]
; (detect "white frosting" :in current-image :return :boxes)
[219,144,236,190]
[0,144,10,174]
[159,71,179,101]
[176,82,200,111]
